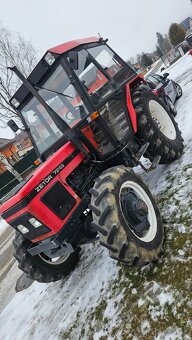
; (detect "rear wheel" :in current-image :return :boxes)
[132,88,184,164]
[90,166,163,266]
[13,232,80,283]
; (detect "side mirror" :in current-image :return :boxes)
[7,119,19,132]
[163,72,169,79]
[68,51,79,70]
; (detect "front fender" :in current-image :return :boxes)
[125,74,146,133]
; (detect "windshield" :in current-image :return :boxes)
[73,45,134,104]
[21,65,88,154]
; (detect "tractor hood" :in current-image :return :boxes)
[0,142,84,223]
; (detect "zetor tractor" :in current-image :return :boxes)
[0,37,183,283]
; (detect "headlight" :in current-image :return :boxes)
[29,217,42,228]
[10,98,20,108]
[44,52,55,65]
[17,225,29,234]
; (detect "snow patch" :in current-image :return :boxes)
[157,292,174,307]
[140,320,150,335]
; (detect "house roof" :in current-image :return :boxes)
[0,138,14,150]
[0,131,28,150]
[14,130,28,142]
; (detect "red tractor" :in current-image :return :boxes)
[0,37,183,283]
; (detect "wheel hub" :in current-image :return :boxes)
[120,189,150,237]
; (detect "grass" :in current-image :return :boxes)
[60,165,192,339]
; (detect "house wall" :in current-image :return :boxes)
[15,136,32,153]
[0,144,20,173]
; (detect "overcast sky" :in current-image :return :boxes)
[0,0,191,60]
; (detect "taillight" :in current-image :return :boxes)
[152,89,159,96]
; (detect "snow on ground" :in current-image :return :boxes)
[0,217,9,237]
[0,54,192,339]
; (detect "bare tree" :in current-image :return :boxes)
[0,23,38,127]
[0,24,38,183]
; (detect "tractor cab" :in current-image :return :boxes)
[10,37,137,162]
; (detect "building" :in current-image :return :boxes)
[14,131,33,157]
[0,138,20,173]
[0,132,33,174]
[180,17,192,33]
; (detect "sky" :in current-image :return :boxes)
[0,0,191,138]
[0,0,191,60]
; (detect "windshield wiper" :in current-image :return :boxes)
[34,85,72,98]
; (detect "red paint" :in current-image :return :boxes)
[48,37,99,55]
[152,89,159,96]
[125,74,146,133]
[125,83,137,133]
[0,142,86,242]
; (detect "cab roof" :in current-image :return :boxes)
[48,37,99,54]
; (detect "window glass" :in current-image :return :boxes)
[88,45,135,85]
[73,49,113,105]
[21,65,88,154]
[147,76,159,86]
[42,65,88,126]
[21,98,62,154]
[153,75,164,83]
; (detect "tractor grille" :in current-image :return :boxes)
[100,99,129,141]
[41,181,76,219]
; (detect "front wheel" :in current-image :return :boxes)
[13,232,80,283]
[90,166,163,266]
[132,88,184,164]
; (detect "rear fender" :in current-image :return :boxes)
[125,74,146,133]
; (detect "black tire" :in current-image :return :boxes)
[174,83,182,99]
[132,88,184,164]
[165,96,177,117]
[13,232,80,283]
[90,166,163,266]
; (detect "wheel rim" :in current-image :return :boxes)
[175,84,182,96]
[149,100,176,140]
[39,253,70,265]
[119,181,157,242]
